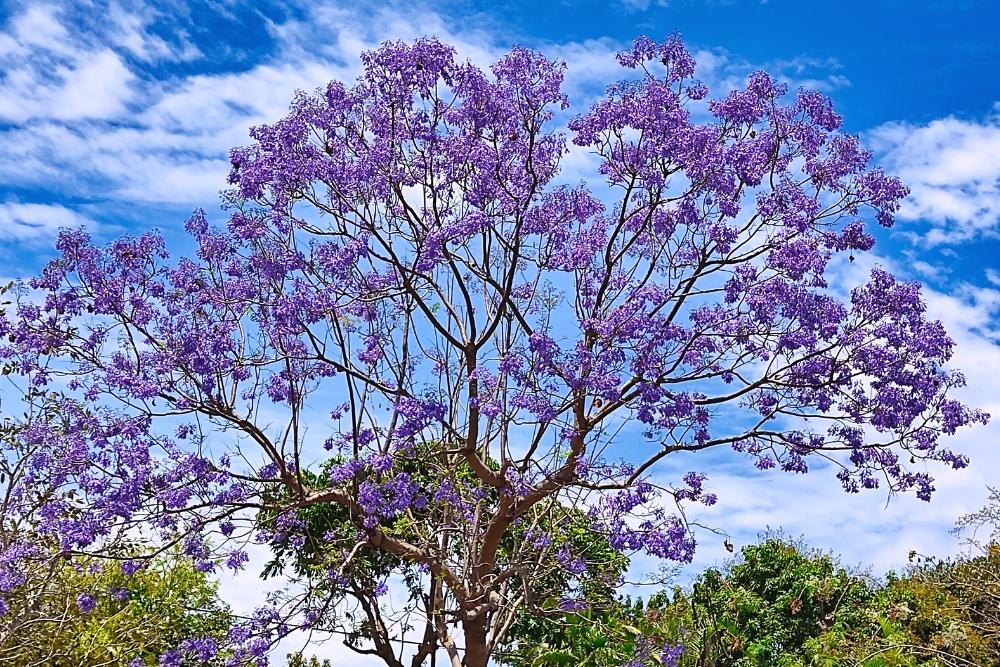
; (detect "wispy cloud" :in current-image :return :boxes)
[0,2,519,214]
[0,7,137,123]
[695,49,850,95]
[869,107,1000,245]
[617,0,669,11]
[0,201,97,243]
[104,2,202,63]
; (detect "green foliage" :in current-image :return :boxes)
[260,448,629,651]
[286,653,334,667]
[868,545,1000,667]
[0,551,231,666]
[682,537,875,666]
[497,604,645,667]
[500,535,1000,667]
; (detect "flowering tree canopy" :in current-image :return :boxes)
[0,35,987,667]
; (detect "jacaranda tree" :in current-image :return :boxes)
[0,35,987,667]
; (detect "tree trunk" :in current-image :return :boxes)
[462,616,490,667]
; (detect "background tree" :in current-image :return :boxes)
[677,537,874,666]
[259,447,629,663]
[502,523,1000,667]
[0,548,231,666]
[0,34,986,667]
[872,488,1000,667]
[501,536,876,667]
[286,653,333,667]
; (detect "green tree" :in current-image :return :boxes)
[851,561,997,667]
[0,550,231,666]
[261,449,630,665]
[680,537,875,666]
[501,529,1000,667]
[861,489,1000,667]
[500,537,887,667]
[286,653,334,667]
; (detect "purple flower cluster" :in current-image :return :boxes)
[660,643,685,667]
[357,473,427,528]
[76,592,96,613]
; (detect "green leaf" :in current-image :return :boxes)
[531,650,576,666]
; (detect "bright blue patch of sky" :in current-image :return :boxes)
[497,0,1000,127]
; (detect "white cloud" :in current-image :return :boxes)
[0,201,96,242]
[105,1,202,62]
[695,49,850,96]
[617,0,669,11]
[1,4,71,54]
[869,108,1000,244]
[620,0,651,10]
[909,259,943,280]
[51,49,137,120]
[0,6,138,123]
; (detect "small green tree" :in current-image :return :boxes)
[262,449,630,665]
[501,536,879,667]
[682,537,875,666]
[0,550,232,666]
[286,653,334,667]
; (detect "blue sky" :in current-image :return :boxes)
[2,0,1000,658]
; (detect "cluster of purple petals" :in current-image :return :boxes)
[589,481,697,563]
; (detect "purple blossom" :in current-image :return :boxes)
[76,592,97,613]
[226,550,250,571]
[558,597,588,611]
[120,560,145,577]
[556,545,588,575]
[660,643,685,667]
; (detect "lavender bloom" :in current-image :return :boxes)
[76,592,96,614]
[660,644,684,667]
